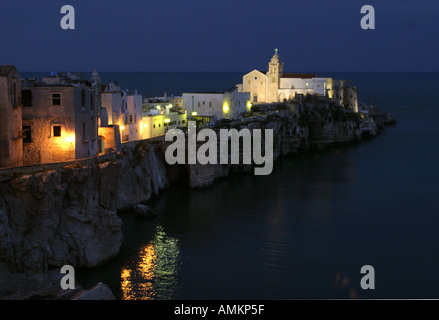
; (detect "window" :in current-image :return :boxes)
[81,89,86,107]
[153,124,156,128]
[90,93,94,110]
[82,123,86,140]
[254,76,257,80]
[22,90,32,107]
[53,126,61,137]
[197,102,200,108]
[22,126,32,143]
[209,102,212,108]
[159,124,161,127]
[52,93,61,106]
[253,95,258,102]
[182,120,185,124]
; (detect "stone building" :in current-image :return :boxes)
[239,50,328,104]
[21,74,98,165]
[0,65,23,168]
[239,50,358,112]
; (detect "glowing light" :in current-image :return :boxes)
[65,134,75,143]
[120,126,125,130]
[144,123,148,127]
[247,101,252,109]
[120,225,180,300]
[156,106,161,110]
[191,112,197,116]
[164,119,170,123]
[223,103,229,113]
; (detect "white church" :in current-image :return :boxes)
[237,49,358,112]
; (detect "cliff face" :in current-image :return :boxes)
[0,104,394,297]
[0,142,168,294]
[186,106,386,188]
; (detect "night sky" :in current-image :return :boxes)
[0,0,438,72]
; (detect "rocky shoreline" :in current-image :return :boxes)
[0,102,395,299]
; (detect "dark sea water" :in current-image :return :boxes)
[41,71,438,300]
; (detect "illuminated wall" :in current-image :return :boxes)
[21,84,98,165]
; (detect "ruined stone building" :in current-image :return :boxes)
[21,73,98,165]
[0,65,22,168]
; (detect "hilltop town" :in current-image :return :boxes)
[0,51,379,169]
[0,51,396,299]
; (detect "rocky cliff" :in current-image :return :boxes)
[186,104,394,188]
[0,103,394,298]
[0,142,168,297]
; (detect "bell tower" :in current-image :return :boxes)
[267,49,283,103]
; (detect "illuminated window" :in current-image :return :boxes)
[53,126,61,137]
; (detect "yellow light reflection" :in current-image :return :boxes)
[120,225,179,300]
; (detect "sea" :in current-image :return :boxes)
[24,71,439,299]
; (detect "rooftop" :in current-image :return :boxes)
[0,65,16,76]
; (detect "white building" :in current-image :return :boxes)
[182,87,250,122]
[239,49,331,103]
[122,92,143,142]
[239,49,358,112]
[100,82,123,127]
[142,112,187,139]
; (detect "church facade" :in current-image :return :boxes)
[238,50,358,113]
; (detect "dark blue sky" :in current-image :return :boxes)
[0,0,438,72]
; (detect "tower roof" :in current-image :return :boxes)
[271,48,281,62]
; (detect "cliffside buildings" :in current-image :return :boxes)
[0,65,22,168]
[238,50,358,112]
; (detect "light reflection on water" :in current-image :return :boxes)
[120,224,180,300]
